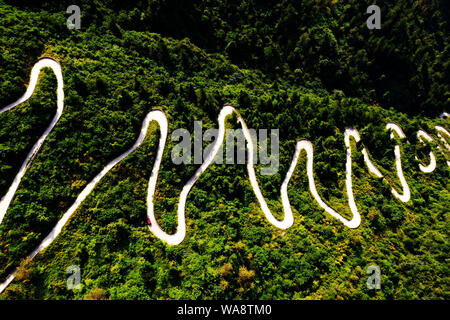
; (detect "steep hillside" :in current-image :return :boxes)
[0,1,448,299]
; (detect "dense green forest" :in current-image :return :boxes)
[0,0,449,299]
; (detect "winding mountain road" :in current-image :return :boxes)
[0,58,448,293]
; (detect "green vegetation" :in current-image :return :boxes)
[0,0,449,299]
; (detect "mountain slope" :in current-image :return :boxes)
[0,1,449,299]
